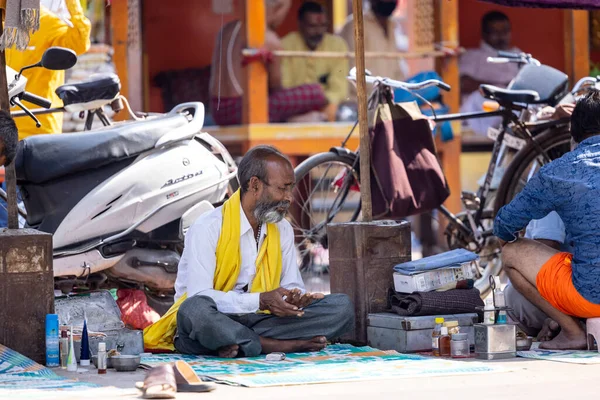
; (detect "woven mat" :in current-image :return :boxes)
[517,349,600,364]
[142,344,512,387]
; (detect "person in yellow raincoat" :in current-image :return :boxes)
[6,0,91,140]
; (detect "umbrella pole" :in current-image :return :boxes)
[351,0,372,222]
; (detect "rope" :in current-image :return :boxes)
[241,47,464,60]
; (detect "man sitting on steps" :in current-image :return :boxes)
[165,145,354,358]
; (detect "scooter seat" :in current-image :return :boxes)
[16,113,189,184]
[56,73,121,111]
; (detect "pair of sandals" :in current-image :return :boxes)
[136,360,215,398]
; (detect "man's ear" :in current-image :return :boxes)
[249,176,261,193]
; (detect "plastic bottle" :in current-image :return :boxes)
[97,342,107,375]
[483,298,495,325]
[80,318,91,367]
[494,288,507,324]
[439,327,451,357]
[450,333,470,358]
[59,330,69,369]
[432,317,444,356]
[45,314,60,367]
[67,326,78,372]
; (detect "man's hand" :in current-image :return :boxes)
[285,288,325,310]
[259,287,303,317]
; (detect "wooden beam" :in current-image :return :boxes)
[111,0,129,121]
[243,0,268,125]
[351,0,372,222]
[332,0,348,32]
[0,16,17,229]
[564,10,590,85]
[435,0,461,215]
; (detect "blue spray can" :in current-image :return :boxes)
[45,314,60,367]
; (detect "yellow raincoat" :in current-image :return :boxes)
[6,0,91,140]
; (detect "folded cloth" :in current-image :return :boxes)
[390,288,484,316]
[394,248,478,275]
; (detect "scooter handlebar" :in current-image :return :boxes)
[21,91,52,109]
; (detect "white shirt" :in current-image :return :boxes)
[459,42,521,136]
[174,205,305,314]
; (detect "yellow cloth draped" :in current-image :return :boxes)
[143,190,283,351]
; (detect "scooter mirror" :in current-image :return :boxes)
[40,47,77,71]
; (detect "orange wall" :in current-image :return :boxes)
[458,0,565,72]
[144,0,332,112]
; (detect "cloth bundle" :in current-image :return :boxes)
[0,0,40,50]
[390,288,484,317]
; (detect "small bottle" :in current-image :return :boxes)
[59,330,69,369]
[495,289,507,324]
[80,318,91,367]
[67,326,78,372]
[443,321,460,336]
[439,327,451,357]
[45,314,60,368]
[483,298,495,325]
[451,333,470,358]
[432,317,444,356]
[97,342,107,375]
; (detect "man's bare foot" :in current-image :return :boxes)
[539,328,587,350]
[260,336,327,354]
[537,318,561,342]
[217,344,239,358]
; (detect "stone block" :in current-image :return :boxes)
[0,229,53,364]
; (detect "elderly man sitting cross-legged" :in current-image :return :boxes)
[494,90,600,350]
[165,145,354,358]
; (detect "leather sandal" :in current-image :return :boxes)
[135,364,177,399]
[172,360,215,392]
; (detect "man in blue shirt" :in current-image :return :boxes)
[495,90,600,350]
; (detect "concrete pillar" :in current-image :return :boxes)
[0,229,53,364]
[328,221,411,344]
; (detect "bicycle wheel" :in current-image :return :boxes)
[494,128,571,215]
[290,151,360,293]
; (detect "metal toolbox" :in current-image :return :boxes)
[474,323,517,360]
[55,290,144,360]
[367,312,478,353]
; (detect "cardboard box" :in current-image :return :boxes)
[393,261,477,293]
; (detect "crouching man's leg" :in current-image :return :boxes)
[502,239,586,350]
[174,295,262,358]
[248,293,355,353]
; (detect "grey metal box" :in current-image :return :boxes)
[367,312,478,353]
[474,323,517,360]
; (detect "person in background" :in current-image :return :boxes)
[209,0,330,125]
[339,0,403,85]
[0,0,91,228]
[281,2,349,121]
[459,11,521,136]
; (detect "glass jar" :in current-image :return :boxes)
[450,333,470,358]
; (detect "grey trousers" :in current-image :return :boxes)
[504,283,548,337]
[174,293,355,357]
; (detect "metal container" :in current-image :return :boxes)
[474,323,517,360]
[367,312,478,353]
[110,355,141,372]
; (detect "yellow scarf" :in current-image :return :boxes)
[143,190,283,351]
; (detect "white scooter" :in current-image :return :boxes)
[3,47,238,312]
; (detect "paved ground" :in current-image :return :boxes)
[48,356,600,400]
